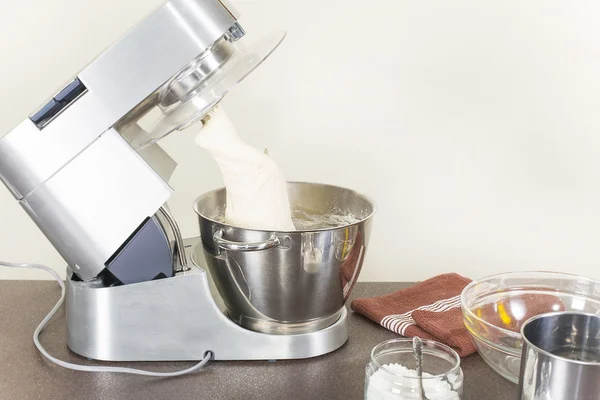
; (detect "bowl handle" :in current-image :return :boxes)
[213,230,280,253]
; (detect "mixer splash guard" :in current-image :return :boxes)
[129,30,286,149]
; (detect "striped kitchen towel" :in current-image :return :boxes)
[351,273,476,357]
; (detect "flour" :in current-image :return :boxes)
[194,106,296,231]
[366,363,460,400]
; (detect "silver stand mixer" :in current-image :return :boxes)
[0,0,374,362]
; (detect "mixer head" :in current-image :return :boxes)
[0,0,286,284]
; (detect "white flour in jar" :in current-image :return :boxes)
[194,106,295,231]
[367,363,460,400]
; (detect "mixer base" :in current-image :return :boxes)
[65,238,349,362]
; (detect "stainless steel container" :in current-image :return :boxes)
[519,312,600,400]
[193,181,375,334]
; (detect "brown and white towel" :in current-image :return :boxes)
[351,273,477,357]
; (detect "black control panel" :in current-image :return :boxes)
[30,78,87,129]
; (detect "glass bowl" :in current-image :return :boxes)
[461,271,600,383]
[365,338,463,399]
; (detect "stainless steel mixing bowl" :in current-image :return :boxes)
[192,182,375,334]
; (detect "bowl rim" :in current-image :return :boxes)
[192,180,377,233]
[460,271,600,342]
[369,338,462,380]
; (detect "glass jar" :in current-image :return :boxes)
[365,338,463,400]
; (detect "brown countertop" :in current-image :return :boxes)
[0,281,518,400]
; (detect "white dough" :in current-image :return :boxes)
[194,106,296,231]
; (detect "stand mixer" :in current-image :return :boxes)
[0,0,375,363]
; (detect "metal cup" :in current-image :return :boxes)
[519,311,600,400]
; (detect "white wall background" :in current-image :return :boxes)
[1,0,600,281]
